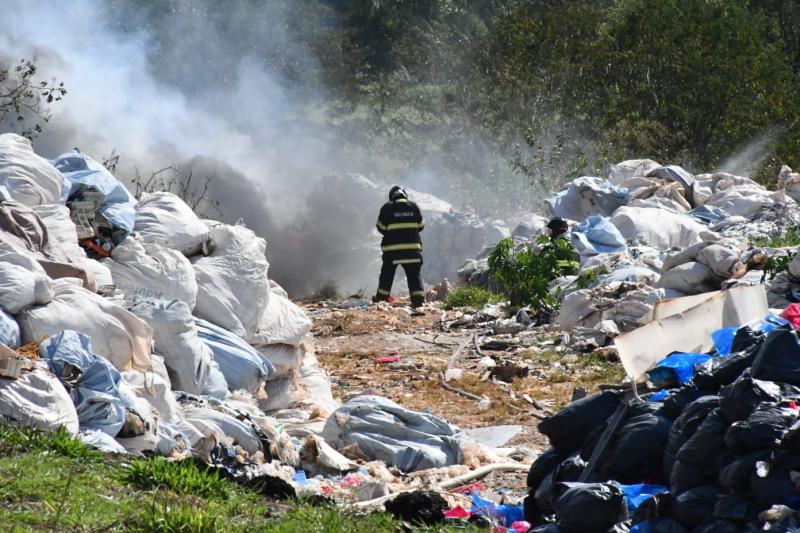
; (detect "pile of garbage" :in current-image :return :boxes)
[0,134,531,517]
[525,306,800,532]
[458,159,800,350]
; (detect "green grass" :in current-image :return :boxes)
[0,425,471,532]
[443,285,504,310]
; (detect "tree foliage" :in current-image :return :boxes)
[0,59,66,140]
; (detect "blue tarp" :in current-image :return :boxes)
[0,308,20,348]
[571,215,627,258]
[52,150,137,235]
[688,205,731,226]
[195,317,275,394]
[40,330,137,437]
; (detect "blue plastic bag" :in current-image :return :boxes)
[618,483,669,513]
[649,352,712,386]
[53,150,137,235]
[712,314,789,357]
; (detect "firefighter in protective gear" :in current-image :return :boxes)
[373,185,426,308]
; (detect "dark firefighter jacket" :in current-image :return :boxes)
[375,198,424,264]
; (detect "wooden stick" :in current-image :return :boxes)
[439,372,483,401]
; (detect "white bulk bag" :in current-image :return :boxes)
[134,192,209,256]
[0,243,52,313]
[191,223,269,339]
[0,363,79,434]
[0,134,64,206]
[249,292,311,346]
[128,298,225,398]
[17,278,153,371]
[104,236,197,308]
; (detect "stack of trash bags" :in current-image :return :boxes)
[525,305,800,532]
[459,157,800,349]
[0,133,334,470]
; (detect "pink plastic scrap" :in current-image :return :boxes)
[444,506,471,519]
[376,355,401,364]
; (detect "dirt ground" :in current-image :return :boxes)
[307,299,625,498]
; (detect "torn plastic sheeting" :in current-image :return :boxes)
[463,425,522,448]
[615,284,768,380]
[647,165,696,206]
[648,353,713,387]
[470,491,525,528]
[40,330,141,437]
[688,205,731,226]
[547,177,631,221]
[195,317,274,394]
[570,215,627,259]
[79,429,128,454]
[53,150,137,234]
[321,395,464,472]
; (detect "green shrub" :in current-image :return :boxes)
[488,236,578,309]
[443,286,503,310]
[752,225,800,248]
[121,458,232,499]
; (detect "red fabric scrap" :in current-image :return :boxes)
[444,506,470,519]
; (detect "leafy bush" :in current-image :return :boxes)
[443,285,503,310]
[121,458,232,499]
[488,236,578,309]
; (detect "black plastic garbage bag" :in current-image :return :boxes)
[676,408,727,469]
[751,326,800,385]
[718,450,771,493]
[539,391,621,454]
[719,371,782,423]
[600,409,672,483]
[534,454,588,513]
[713,493,755,523]
[632,492,675,524]
[528,448,563,489]
[777,419,800,451]
[725,404,798,453]
[661,387,714,419]
[631,518,687,532]
[672,485,722,528]
[751,449,800,508]
[694,326,765,390]
[531,525,564,533]
[692,519,740,533]
[663,396,720,475]
[553,482,628,533]
[670,459,711,495]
